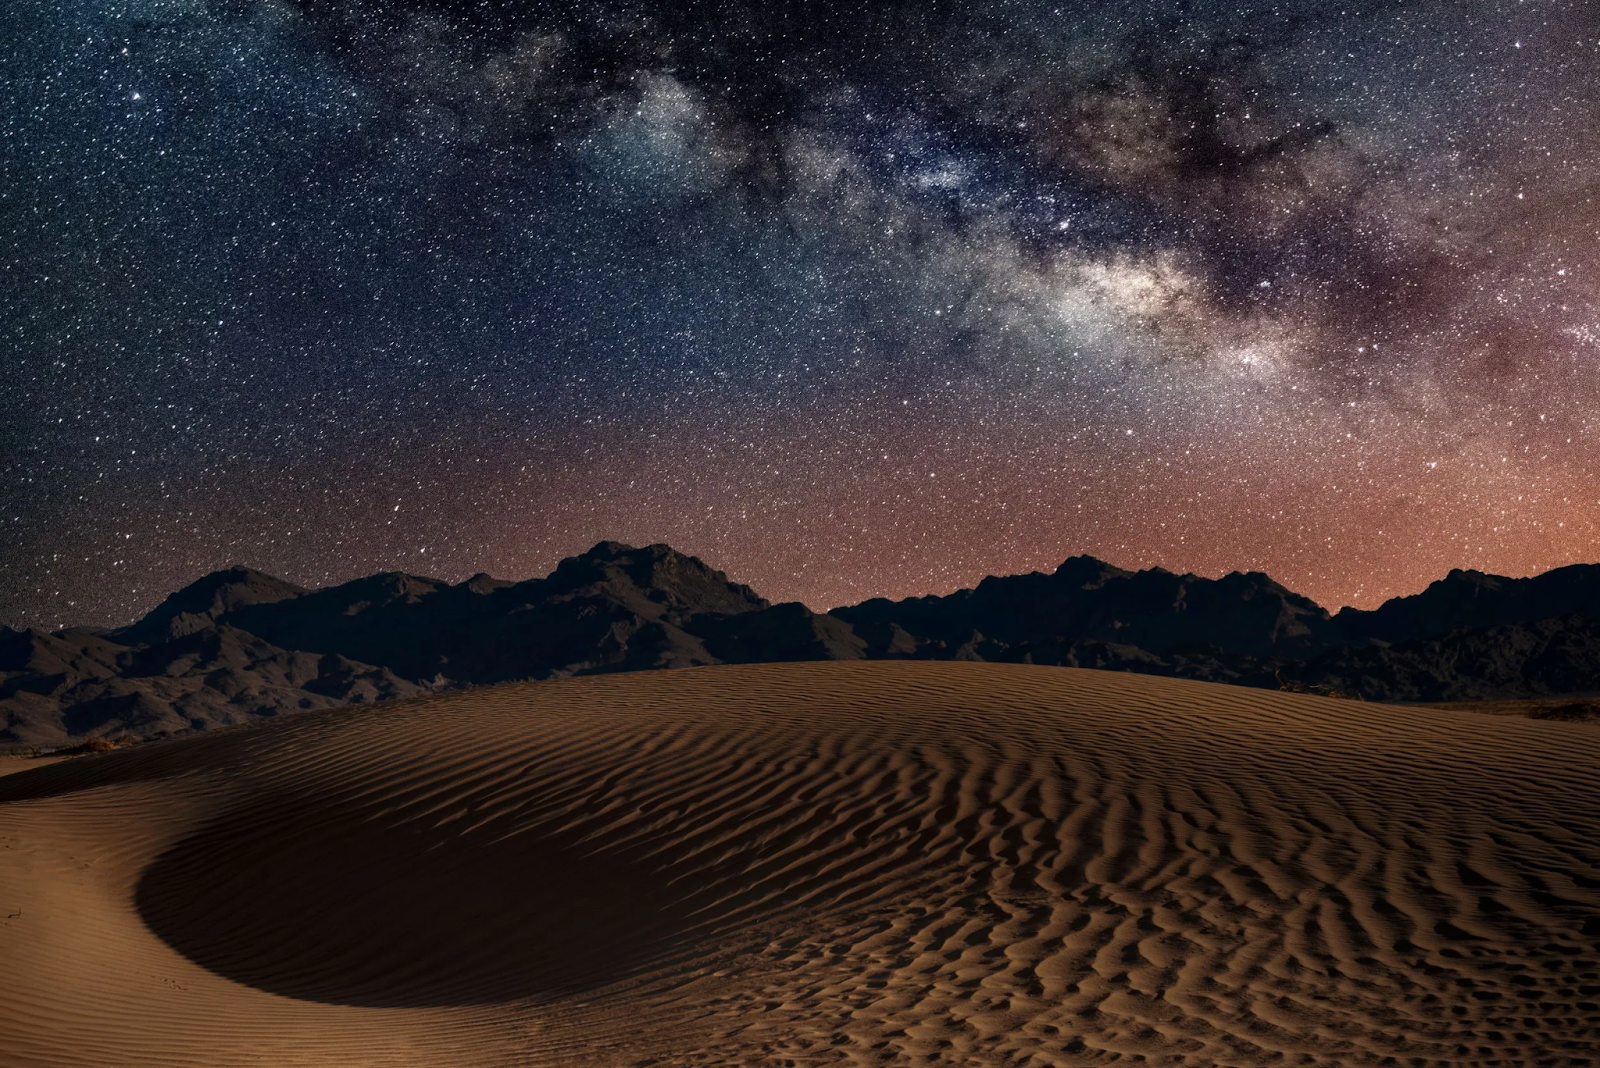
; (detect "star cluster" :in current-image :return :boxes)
[5,0,1600,627]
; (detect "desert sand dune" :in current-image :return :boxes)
[2,661,1598,1067]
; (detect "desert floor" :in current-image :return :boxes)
[2,661,1597,1067]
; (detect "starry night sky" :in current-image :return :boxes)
[5,0,1600,628]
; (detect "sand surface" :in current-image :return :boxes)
[2,661,1598,1067]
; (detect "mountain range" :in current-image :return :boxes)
[5,541,1600,747]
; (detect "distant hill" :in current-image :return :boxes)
[5,542,1600,747]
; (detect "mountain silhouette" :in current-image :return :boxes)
[835,556,1337,662]
[5,542,1600,747]
[1331,564,1600,643]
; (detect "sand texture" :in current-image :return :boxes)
[2,661,1598,1066]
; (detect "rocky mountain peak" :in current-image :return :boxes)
[117,566,307,645]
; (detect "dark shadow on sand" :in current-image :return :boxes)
[134,793,725,1007]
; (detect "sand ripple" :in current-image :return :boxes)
[2,661,1598,1066]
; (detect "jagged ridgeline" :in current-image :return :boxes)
[6,541,1600,746]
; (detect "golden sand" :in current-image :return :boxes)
[2,661,1597,1066]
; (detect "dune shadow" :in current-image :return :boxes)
[135,794,724,1007]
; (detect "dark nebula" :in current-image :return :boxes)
[5,0,1599,626]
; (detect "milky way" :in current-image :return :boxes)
[5,0,1600,627]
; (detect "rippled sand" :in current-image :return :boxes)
[2,661,1598,1066]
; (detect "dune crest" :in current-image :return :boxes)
[3,661,1599,1066]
